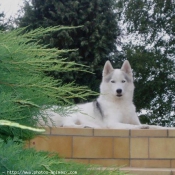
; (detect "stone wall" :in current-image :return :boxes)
[28,128,175,168]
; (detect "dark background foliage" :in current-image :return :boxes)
[17,0,120,97]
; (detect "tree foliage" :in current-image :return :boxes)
[0,6,14,31]
[0,27,96,140]
[117,0,175,126]
[17,0,120,94]
[0,11,7,30]
[0,27,128,174]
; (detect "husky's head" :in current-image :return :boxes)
[100,60,134,101]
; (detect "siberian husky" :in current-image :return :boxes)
[41,60,166,129]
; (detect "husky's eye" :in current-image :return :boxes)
[122,80,126,83]
[111,80,115,83]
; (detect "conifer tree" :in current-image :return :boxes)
[0,26,96,140]
[0,26,126,175]
[0,11,7,30]
[17,0,120,95]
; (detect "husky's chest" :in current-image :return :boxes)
[100,100,135,123]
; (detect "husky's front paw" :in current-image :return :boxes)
[84,126,93,128]
[140,125,149,129]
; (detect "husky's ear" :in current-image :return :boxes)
[103,61,114,76]
[121,60,132,76]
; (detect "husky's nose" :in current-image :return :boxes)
[116,89,122,94]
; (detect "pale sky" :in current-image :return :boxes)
[0,0,24,19]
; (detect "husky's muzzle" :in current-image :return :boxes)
[116,89,122,97]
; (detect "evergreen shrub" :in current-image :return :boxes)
[0,27,127,175]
